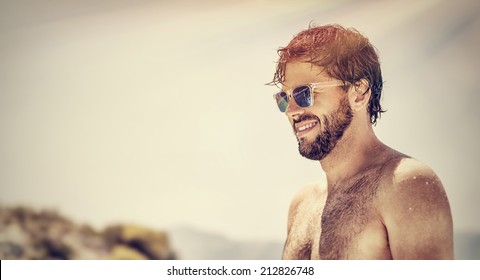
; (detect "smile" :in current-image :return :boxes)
[295,121,318,138]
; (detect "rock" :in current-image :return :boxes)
[0,206,176,260]
[110,244,147,260]
[104,224,175,260]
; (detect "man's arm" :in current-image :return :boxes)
[380,159,453,259]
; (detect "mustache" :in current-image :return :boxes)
[293,114,320,124]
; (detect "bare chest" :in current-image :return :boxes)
[319,179,391,259]
[283,174,391,260]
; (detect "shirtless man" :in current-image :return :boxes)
[271,25,453,259]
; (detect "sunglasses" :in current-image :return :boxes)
[273,81,345,113]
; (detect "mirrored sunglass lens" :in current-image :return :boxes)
[275,92,288,112]
[292,86,312,107]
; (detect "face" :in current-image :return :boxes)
[282,62,353,160]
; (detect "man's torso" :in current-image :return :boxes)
[283,155,403,260]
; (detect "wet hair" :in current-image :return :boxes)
[272,24,385,125]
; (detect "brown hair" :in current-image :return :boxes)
[272,24,385,125]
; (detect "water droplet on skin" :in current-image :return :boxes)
[426,181,429,185]
[409,207,413,211]
[413,176,416,180]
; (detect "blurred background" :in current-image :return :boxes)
[0,0,479,259]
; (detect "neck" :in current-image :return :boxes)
[320,121,386,190]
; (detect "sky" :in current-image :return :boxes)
[1,0,479,242]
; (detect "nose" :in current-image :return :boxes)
[285,98,305,120]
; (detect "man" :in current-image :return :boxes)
[271,24,453,260]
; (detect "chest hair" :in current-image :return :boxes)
[319,169,383,259]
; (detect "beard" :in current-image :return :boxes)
[297,96,353,160]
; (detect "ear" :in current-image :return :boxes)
[347,79,371,112]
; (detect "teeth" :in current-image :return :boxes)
[298,122,316,132]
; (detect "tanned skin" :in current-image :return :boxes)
[281,62,453,260]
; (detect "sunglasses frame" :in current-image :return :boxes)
[273,80,346,112]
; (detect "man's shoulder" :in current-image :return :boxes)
[290,178,327,208]
[287,178,327,216]
[376,158,453,259]
[393,157,438,178]
[381,157,444,193]
[377,156,450,223]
